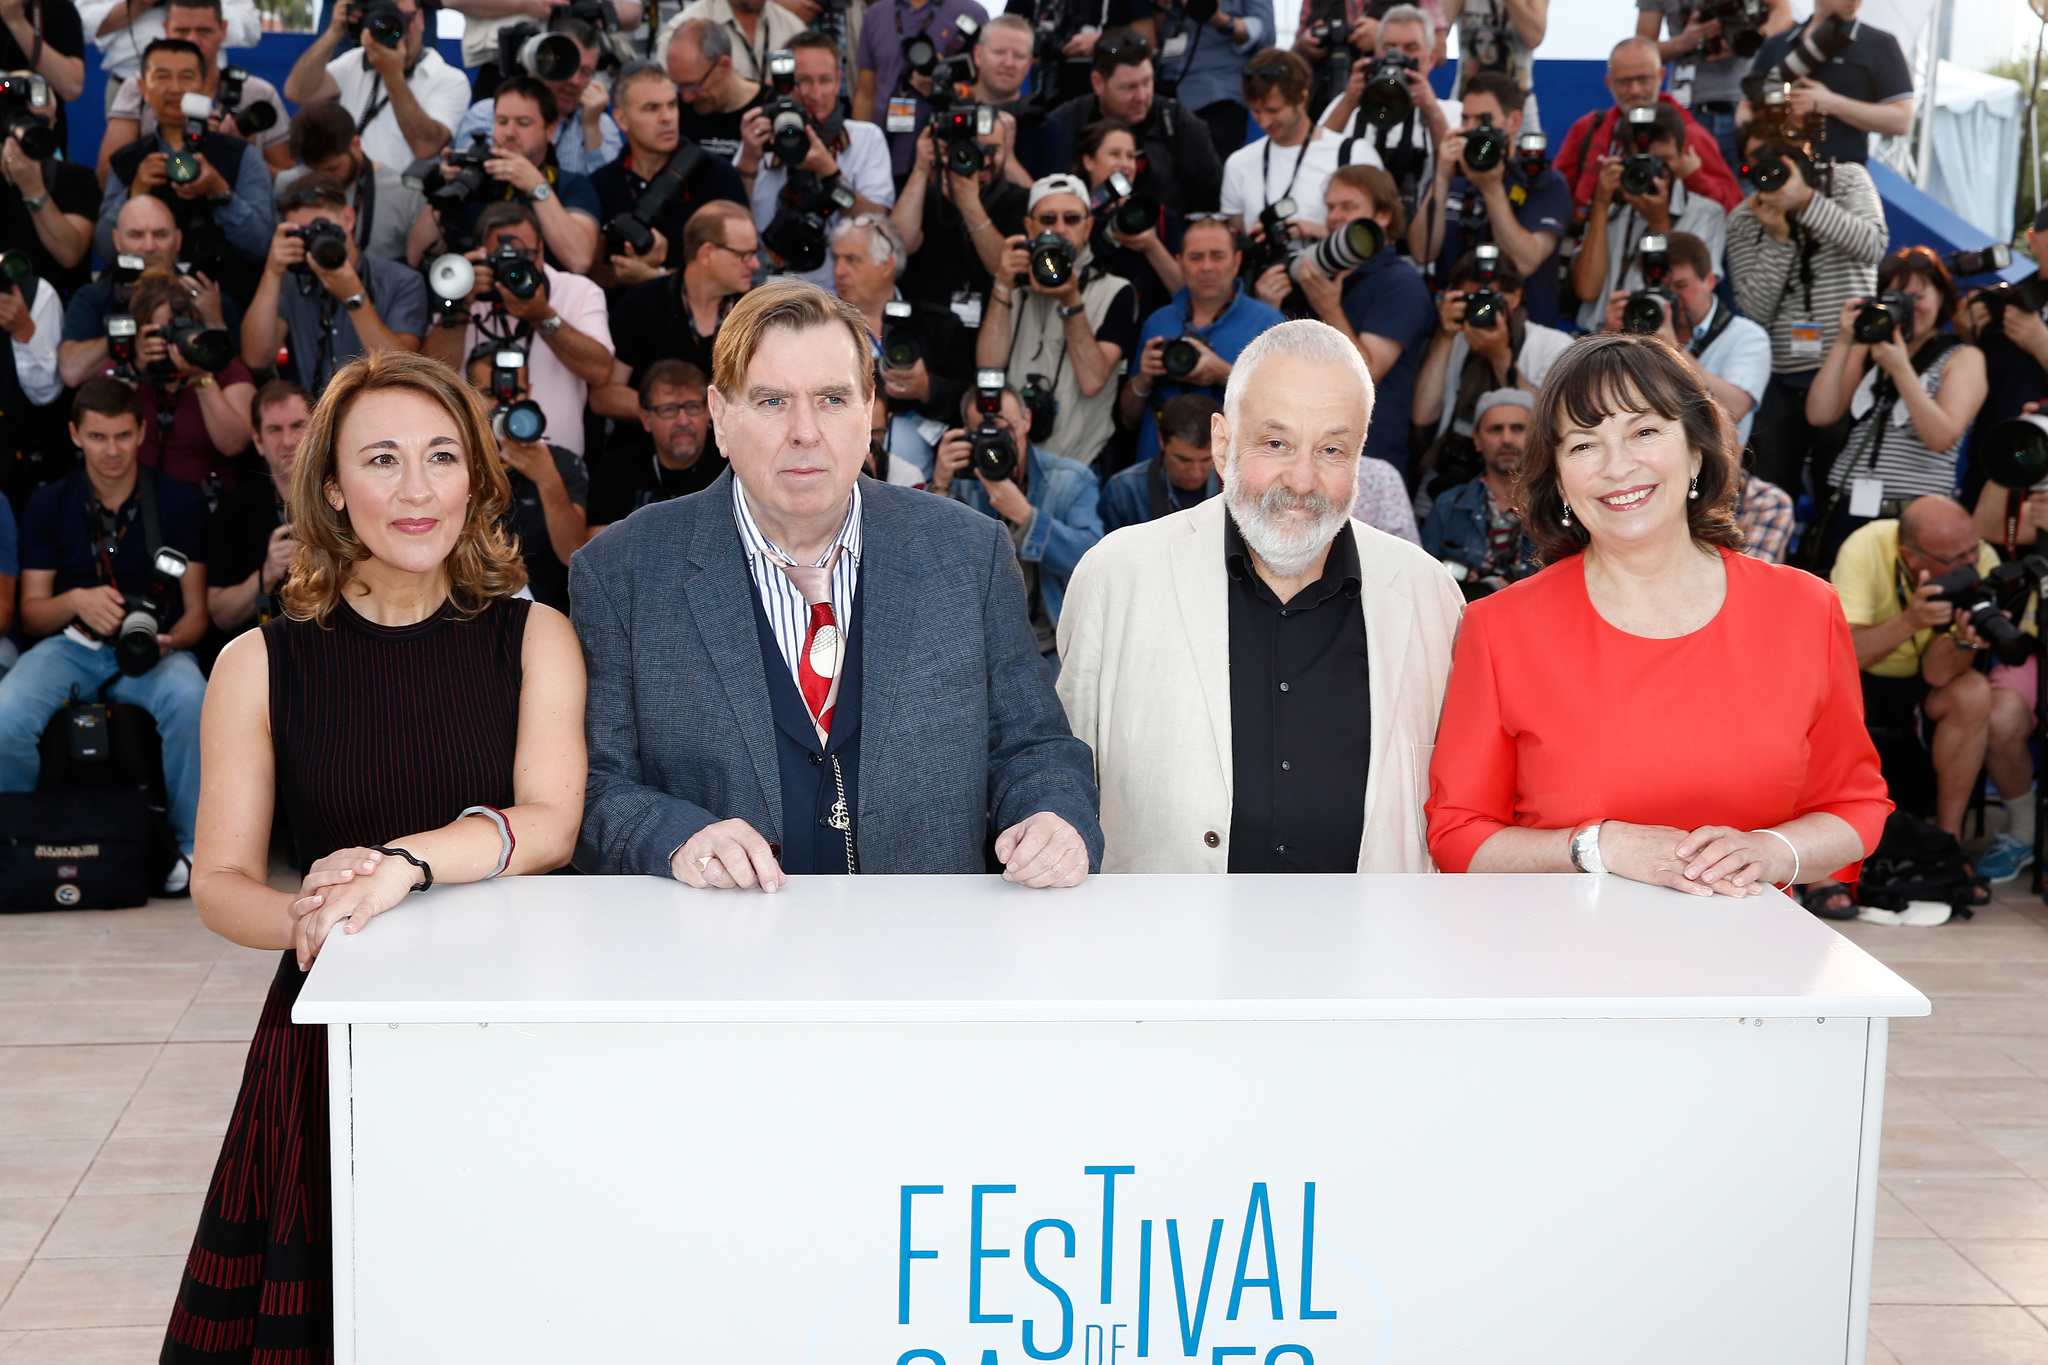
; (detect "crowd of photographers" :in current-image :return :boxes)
[3,0,2048,892]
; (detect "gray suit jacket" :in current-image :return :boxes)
[570,471,1104,876]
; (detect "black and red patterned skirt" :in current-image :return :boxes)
[162,952,332,1365]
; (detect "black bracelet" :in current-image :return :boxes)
[370,845,433,893]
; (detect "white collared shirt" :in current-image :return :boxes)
[731,478,864,685]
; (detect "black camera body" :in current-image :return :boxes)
[1924,564,2034,667]
[290,218,350,275]
[106,313,140,380]
[1458,244,1508,330]
[347,0,407,49]
[1161,335,1201,381]
[1020,372,1057,442]
[213,66,276,137]
[1979,275,2048,333]
[485,240,545,301]
[0,249,34,300]
[936,104,994,177]
[1853,290,1912,346]
[1091,172,1159,239]
[763,49,811,168]
[762,173,855,273]
[603,143,706,255]
[163,92,213,187]
[419,132,493,221]
[0,73,58,161]
[882,299,922,371]
[968,368,1019,481]
[152,308,236,376]
[1242,196,1297,281]
[1462,113,1505,174]
[1691,0,1772,58]
[1027,231,1076,290]
[1303,16,1351,52]
[1618,105,1665,198]
[1948,243,2012,279]
[1359,50,1418,130]
[489,348,547,443]
[1621,233,1673,336]
[112,547,190,677]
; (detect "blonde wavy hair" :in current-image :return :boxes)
[279,350,526,623]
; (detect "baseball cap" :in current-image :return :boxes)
[1028,174,1090,213]
[1473,388,1535,423]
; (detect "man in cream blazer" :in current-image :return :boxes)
[1057,319,1464,873]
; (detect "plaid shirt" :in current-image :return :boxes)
[1737,473,1795,565]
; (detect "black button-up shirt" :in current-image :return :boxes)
[1225,512,1372,873]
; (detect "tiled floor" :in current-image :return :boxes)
[2,887,2047,1361]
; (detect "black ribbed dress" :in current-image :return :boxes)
[162,594,529,1364]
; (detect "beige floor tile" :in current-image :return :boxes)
[1886,1078,1962,1125]
[1863,1333,1902,1365]
[167,999,264,1045]
[1978,1130,2048,1180]
[1938,1000,2048,1035]
[0,1011,41,1050]
[109,1083,235,1140]
[50,966,210,1007]
[1868,1305,2048,1364]
[0,1143,97,1200]
[1889,1178,2048,1240]
[1997,1034,2048,1080]
[1895,963,2048,998]
[37,1194,203,1260]
[0,1260,22,1301]
[0,1325,168,1363]
[73,1138,219,1197]
[141,1043,248,1091]
[1891,1032,2039,1079]
[0,1255,182,1330]
[0,1203,62,1261]
[0,1046,157,1094]
[1958,1242,2048,1306]
[0,939,99,972]
[0,1092,131,1143]
[0,975,72,1007]
[1879,1185,1940,1238]
[1918,1079,2048,1128]
[82,934,222,969]
[25,1002,186,1049]
[1872,1237,2014,1305]
[1880,1123,2028,1179]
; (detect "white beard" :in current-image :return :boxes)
[1221,455,1359,579]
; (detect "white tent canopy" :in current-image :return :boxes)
[1926,59,2024,240]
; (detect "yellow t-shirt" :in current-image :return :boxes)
[1831,519,2001,679]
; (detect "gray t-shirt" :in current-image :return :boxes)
[1638,0,1747,108]
[273,252,430,391]
[274,159,426,265]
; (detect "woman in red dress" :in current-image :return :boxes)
[1426,333,1890,901]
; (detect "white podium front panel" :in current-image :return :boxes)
[296,874,1927,1364]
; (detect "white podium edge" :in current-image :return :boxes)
[1845,1017,1888,1365]
[329,1023,355,1365]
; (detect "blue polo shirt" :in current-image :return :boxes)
[1432,161,1573,327]
[1131,282,1287,463]
[1340,247,1434,474]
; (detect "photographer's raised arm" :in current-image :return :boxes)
[193,372,255,457]
[284,1,348,105]
[1410,319,1458,430]
[58,335,108,389]
[1793,162,1887,267]
[533,197,599,275]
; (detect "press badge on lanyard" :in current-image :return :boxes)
[1849,477,1884,519]
[1160,30,1188,59]
[887,95,916,133]
[950,287,983,329]
[1788,320,1825,361]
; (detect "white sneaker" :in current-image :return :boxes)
[161,856,190,897]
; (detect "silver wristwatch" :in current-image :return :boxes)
[21,192,49,214]
[528,181,553,202]
[1569,820,1607,875]
[535,313,563,336]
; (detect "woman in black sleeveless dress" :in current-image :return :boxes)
[162,352,587,1363]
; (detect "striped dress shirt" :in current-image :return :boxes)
[1725,159,1886,375]
[731,479,864,689]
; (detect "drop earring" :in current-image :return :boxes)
[1688,474,1700,500]
[1561,502,1572,527]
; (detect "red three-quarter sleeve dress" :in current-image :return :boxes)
[1426,547,1894,882]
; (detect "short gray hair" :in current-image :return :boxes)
[1221,319,1375,437]
[669,16,730,65]
[1377,4,1433,52]
[830,213,907,279]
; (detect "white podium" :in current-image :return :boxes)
[294,873,1928,1365]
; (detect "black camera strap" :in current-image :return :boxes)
[353,159,379,254]
[137,464,164,566]
[1260,132,1313,218]
[1689,299,1734,356]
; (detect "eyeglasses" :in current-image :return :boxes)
[709,241,760,261]
[1032,211,1086,228]
[647,401,707,420]
[1244,62,1294,82]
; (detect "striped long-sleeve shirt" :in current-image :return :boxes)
[1724,159,1886,376]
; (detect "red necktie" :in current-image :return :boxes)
[773,548,844,746]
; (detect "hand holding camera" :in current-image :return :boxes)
[484,143,547,197]
[260,524,297,596]
[69,584,130,641]
[167,150,230,203]
[1,130,47,199]
[131,150,173,197]
[0,283,31,344]
[609,227,669,286]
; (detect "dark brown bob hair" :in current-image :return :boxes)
[1516,333,1743,566]
[1877,245,1961,333]
[280,350,525,623]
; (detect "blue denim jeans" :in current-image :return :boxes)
[1694,106,1742,189]
[0,634,207,856]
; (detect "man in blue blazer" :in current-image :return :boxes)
[571,278,1103,889]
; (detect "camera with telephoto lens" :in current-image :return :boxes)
[1977,275,2048,333]
[1027,230,1075,290]
[485,239,544,301]
[1303,15,1351,52]
[1290,215,1384,282]
[346,0,407,49]
[1515,132,1548,179]
[1090,172,1160,238]
[1461,113,1505,174]
[105,314,139,378]
[1458,243,1508,330]
[1923,564,2034,667]
[1691,0,1772,58]
[603,143,706,255]
[763,50,810,168]
[490,349,547,443]
[212,67,276,137]
[416,132,493,219]
[1750,13,1853,96]
[0,74,58,161]
[163,92,213,186]
[1947,244,2012,278]
[761,173,855,273]
[1020,372,1057,442]
[905,13,980,87]
[1621,234,1673,335]
[881,299,921,371]
[1358,50,1418,130]
[149,305,235,376]
[1740,133,1810,194]
[968,368,1018,481]
[1618,105,1666,198]
[935,104,994,177]
[1241,196,1297,281]
[1853,291,1912,346]
[425,253,474,327]
[288,218,349,276]
[498,22,581,81]
[110,547,189,678]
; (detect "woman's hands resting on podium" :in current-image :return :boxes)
[1468,814,1864,899]
[290,848,418,969]
[670,812,1091,889]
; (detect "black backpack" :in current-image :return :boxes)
[0,683,178,912]
[1855,810,1975,918]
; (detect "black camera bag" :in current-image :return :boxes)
[1855,810,1974,918]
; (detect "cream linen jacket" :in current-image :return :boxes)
[1055,494,1465,873]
